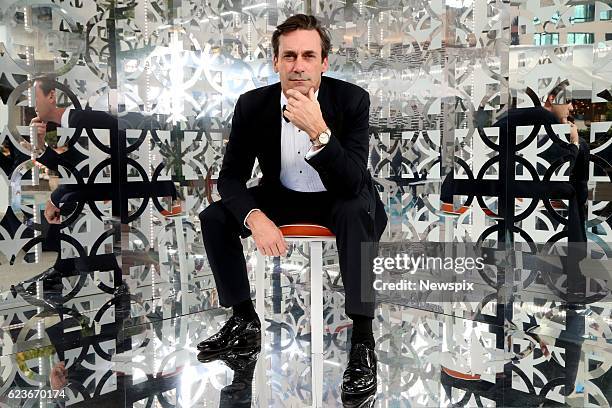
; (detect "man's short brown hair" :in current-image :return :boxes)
[34,75,58,96]
[548,79,570,104]
[272,14,331,60]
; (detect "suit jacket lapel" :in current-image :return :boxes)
[264,83,282,182]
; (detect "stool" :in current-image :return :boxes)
[254,224,335,407]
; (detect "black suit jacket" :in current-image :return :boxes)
[44,109,117,210]
[218,76,386,238]
[441,107,589,201]
[497,106,589,202]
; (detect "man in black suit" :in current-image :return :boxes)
[4,77,118,293]
[440,81,587,241]
[30,76,118,225]
[197,14,387,396]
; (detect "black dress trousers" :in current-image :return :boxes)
[199,183,380,318]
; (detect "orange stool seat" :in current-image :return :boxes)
[278,224,334,238]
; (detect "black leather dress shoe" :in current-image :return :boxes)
[10,267,63,305]
[11,267,63,294]
[197,315,261,355]
[341,343,377,396]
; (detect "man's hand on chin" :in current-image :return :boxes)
[246,210,288,257]
[569,122,579,145]
[283,88,328,140]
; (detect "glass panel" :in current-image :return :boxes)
[0,0,609,406]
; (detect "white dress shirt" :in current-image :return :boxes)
[279,89,326,192]
[243,88,328,227]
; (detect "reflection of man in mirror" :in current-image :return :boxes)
[197,14,386,398]
[31,76,116,225]
[33,76,80,225]
[539,80,589,396]
[4,77,112,294]
[541,79,589,241]
[10,77,138,339]
[439,81,590,399]
[13,77,124,295]
[441,79,589,244]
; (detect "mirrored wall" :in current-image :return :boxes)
[0,0,610,406]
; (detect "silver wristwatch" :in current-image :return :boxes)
[312,129,331,147]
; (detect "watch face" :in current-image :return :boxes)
[319,132,330,144]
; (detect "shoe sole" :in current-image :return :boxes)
[341,390,377,407]
[197,349,230,363]
[198,346,261,364]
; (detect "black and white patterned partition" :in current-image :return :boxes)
[0,0,610,406]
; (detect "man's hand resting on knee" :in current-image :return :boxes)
[246,210,288,256]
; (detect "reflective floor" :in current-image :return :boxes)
[1,270,610,407]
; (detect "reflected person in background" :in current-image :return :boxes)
[440,80,590,401]
[20,76,169,309]
[7,76,148,404]
[440,80,588,245]
[31,76,117,225]
[14,75,176,305]
[197,14,387,399]
[531,81,589,398]
[8,76,117,293]
[541,79,589,235]
[440,89,588,396]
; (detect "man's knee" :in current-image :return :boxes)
[199,201,228,234]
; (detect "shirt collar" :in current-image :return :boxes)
[60,107,73,128]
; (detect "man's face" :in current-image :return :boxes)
[273,29,329,96]
[550,101,574,123]
[34,81,56,122]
